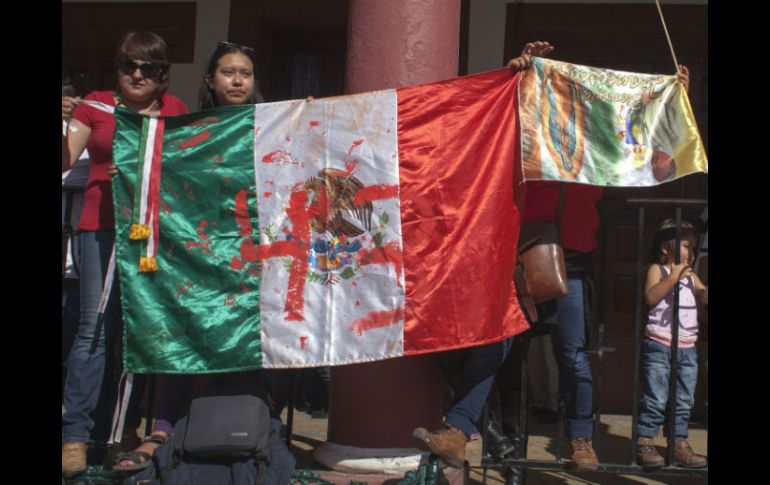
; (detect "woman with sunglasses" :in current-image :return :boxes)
[112,40,267,473]
[61,31,188,478]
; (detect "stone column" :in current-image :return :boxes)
[313,0,462,476]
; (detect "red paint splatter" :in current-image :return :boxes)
[308,120,321,131]
[348,139,364,156]
[178,129,211,149]
[188,116,220,128]
[230,257,244,270]
[266,180,274,186]
[185,220,212,254]
[286,135,292,142]
[263,192,272,199]
[160,199,172,214]
[262,149,296,165]
[353,184,399,206]
[299,336,308,350]
[176,282,189,300]
[349,308,404,336]
[357,241,404,288]
[242,282,250,293]
[224,295,236,307]
[186,280,194,289]
[234,190,252,236]
[355,300,361,307]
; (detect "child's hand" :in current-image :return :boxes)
[671,262,692,281]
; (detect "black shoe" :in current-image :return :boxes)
[485,416,516,460]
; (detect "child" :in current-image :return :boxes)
[636,219,707,469]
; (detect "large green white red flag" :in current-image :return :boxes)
[112,69,529,373]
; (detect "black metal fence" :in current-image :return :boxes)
[481,198,708,484]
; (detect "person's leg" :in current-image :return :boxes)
[62,230,120,475]
[636,339,670,439]
[550,276,593,440]
[414,338,513,467]
[62,230,119,442]
[114,374,194,471]
[152,374,194,435]
[62,277,80,401]
[670,346,706,467]
[635,339,669,468]
[444,338,514,437]
[669,347,698,440]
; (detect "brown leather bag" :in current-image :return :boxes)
[515,186,569,322]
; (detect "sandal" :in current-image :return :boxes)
[112,434,169,472]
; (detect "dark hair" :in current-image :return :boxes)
[198,42,263,110]
[649,218,699,265]
[114,31,171,96]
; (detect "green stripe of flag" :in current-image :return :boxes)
[113,105,264,373]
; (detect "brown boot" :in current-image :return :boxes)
[569,437,599,471]
[412,425,468,468]
[636,437,665,469]
[674,439,707,468]
[62,442,87,478]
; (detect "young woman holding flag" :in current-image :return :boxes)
[61,31,189,478]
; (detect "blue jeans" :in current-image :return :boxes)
[550,276,594,439]
[445,338,513,438]
[636,338,698,440]
[62,230,121,443]
[62,277,80,400]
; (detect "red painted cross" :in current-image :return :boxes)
[230,182,402,322]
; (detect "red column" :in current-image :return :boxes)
[345,0,461,93]
[314,0,461,474]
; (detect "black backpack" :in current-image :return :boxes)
[124,384,295,485]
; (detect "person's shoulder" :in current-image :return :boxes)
[161,93,189,114]
[647,263,664,277]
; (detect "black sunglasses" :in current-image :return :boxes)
[216,41,255,57]
[118,58,168,79]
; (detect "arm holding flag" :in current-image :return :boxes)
[62,96,91,173]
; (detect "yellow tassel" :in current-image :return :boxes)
[139,256,159,272]
[129,224,151,240]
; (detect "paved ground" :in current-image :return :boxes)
[67,404,707,484]
[284,410,708,485]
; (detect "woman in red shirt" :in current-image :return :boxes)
[61,31,189,478]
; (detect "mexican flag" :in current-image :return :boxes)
[519,57,708,185]
[112,68,529,373]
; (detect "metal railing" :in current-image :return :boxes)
[481,198,708,484]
